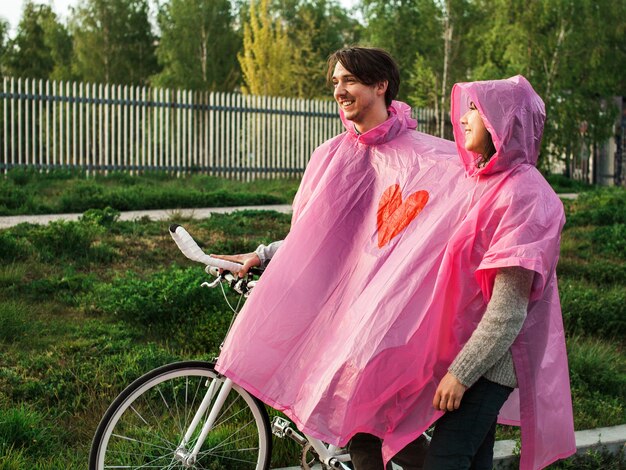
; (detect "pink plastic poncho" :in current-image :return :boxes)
[450,76,576,469]
[216,81,575,469]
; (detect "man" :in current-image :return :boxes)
[214,47,400,276]
[213,46,442,469]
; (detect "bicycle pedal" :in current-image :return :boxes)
[271,416,307,445]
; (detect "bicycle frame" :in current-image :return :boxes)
[173,375,350,468]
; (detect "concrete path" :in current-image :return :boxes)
[0,204,293,229]
[0,193,578,230]
[273,424,626,469]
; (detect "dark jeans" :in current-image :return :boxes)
[422,377,513,470]
[348,432,429,470]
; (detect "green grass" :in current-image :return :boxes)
[0,169,595,217]
[0,184,624,468]
[0,168,299,215]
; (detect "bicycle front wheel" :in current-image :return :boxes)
[90,361,272,470]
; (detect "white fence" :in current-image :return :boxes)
[0,77,445,179]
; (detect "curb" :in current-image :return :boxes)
[273,424,626,470]
[0,204,293,229]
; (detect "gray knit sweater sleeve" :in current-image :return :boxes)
[448,267,534,389]
[254,240,284,268]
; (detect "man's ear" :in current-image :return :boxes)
[376,80,389,96]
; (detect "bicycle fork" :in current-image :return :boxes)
[173,376,233,467]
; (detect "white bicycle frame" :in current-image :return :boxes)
[169,224,352,469]
[175,375,350,468]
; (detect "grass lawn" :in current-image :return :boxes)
[0,177,623,469]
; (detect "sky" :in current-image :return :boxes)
[1,0,361,35]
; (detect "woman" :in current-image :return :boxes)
[421,75,575,469]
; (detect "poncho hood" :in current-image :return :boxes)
[451,75,546,176]
[340,100,418,145]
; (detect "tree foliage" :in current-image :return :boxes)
[238,0,295,96]
[466,0,626,170]
[3,1,72,80]
[0,0,622,175]
[277,0,360,98]
[0,18,9,77]
[153,0,241,91]
[70,0,158,85]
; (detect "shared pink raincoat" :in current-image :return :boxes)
[216,77,575,469]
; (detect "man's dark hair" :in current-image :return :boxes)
[327,47,400,107]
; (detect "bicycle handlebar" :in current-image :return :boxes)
[169,224,243,273]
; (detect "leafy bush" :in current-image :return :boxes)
[198,210,291,253]
[566,336,626,430]
[0,302,33,343]
[83,266,234,352]
[58,182,108,212]
[30,220,102,261]
[0,406,55,457]
[567,336,626,400]
[544,173,593,193]
[565,188,626,227]
[79,206,121,228]
[0,231,32,263]
[547,447,626,469]
[0,170,298,215]
[559,280,625,339]
[558,258,626,285]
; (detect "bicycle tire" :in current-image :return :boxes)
[89,361,272,470]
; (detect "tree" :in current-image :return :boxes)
[466,0,626,171]
[360,0,443,101]
[238,0,295,96]
[276,0,361,98]
[3,1,73,80]
[0,18,9,76]
[153,0,241,91]
[407,52,438,109]
[70,0,158,85]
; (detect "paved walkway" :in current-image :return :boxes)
[0,204,293,229]
[0,193,578,230]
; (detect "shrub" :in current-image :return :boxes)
[58,182,108,212]
[0,302,32,343]
[14,270,97,305]
[565,188,626,227]
[558,259,626,285]
[83,266,234,352]
[0,231,32,263]
[547,447,626,469]
[79,207,121,228]
[29,219,104,262]
[544,173,593,193]
[0,185,29,211]
[559,280,625,339]
[566,336,626,430]
[0,406,54,457]
[567,336,626,400]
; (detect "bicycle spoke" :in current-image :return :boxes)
[93,364,269,470]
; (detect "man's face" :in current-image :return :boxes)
[331,62,385,130]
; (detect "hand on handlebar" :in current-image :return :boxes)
[211,252,261,277]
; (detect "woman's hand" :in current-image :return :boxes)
[433,372,467,412]
[211,252,261,277]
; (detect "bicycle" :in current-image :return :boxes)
[89,224,354,470]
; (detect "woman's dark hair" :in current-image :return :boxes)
[326,47,400,107]
[477,132,497,168]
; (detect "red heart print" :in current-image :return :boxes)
[377,184,429,248]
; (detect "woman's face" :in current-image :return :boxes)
[460,102,491,155]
